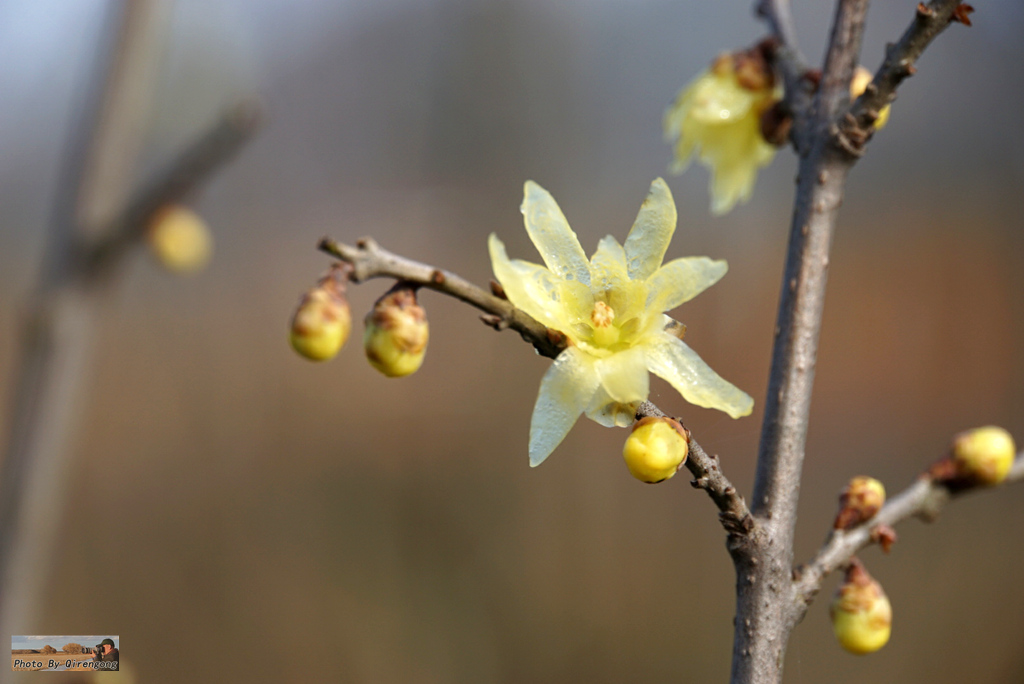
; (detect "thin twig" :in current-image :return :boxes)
[637,402,754,544]
[318,236,567,359]
[839,0,969,153]
[755,0,816,150]
[316,238,757,541]
[793,453,1024,609]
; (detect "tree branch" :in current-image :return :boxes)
[318,236,568,359]
[793,453,1024,610]
[733,1,870,682]
[839,0,969,153]
[316,238,758,542]
[637,402,754,543]
[755,0,816,150]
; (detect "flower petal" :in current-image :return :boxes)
[529,347,600,467]
[589,235,628,295]
[488,234,564,329]
[644,333,753,418]
[646,257,728,313]
[624,178,677,281]
[582,347,650,427]
[522,181,591,287]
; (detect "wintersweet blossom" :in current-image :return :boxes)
[490,178,754,466]
[664,49,779,215]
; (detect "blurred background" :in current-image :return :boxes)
[1,0,1023,681]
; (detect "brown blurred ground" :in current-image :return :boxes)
[1,1,1023,682]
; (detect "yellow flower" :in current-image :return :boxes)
[850,67,891,129]
[664,51,778,215]
[490,178,754,466]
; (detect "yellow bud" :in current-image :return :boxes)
[363,286,428,377]
[850,67,891,130]
[147,204,213,273]
[834,476,886,530]
[830,560,892,655]
[290,265,352,362]
[952,426,1016,486]
[622,416,689,484]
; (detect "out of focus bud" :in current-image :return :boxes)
[951,426,1016,486]
[622,416,689,484]
[850,67,891,130]
[830,559,892,655]
[290,264,352,362]
[147,204,213,273]
[833,476,886,530]
[363,285,429,377]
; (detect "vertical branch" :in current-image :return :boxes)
[0,0,131,654]
[0,1,257,664]
[731,1,870,683]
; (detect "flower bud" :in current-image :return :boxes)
[951,426,1016,486]
[290,264,351,362]
[833,476,886,530]
[363,286,429,377]
[147,204,213,273]
[830,559,892,655]
[622,416,689,484]
[850,67,891,130]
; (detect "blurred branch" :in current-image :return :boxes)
[755,0,815,149]
[85,103,259,279]
[793,453,1024,609]
[839,0,971,155]
[0,2,259,661]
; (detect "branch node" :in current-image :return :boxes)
[489,280,507,299]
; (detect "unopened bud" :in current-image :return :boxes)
[290,264,351,361]
[622,416,689,484]
[363,286,429,377]
[147,204,213,274]
[830,559,892,655]
[834,476,886,530]
[850,67,891,130]
[951,426,1016,486]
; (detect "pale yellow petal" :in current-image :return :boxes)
[644,333,753,418]
[584,386,641,428]
[589,235,628,295]
[646,257,728,313]
[488,233,564,329]
[522,181,591,286]
[529,347,600,466]
[596,346,649,404]
[623,178,677,281]
[684,72,755,124]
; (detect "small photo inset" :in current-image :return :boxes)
[11,636,119,672]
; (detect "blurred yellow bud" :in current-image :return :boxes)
[830,559,892,655]
[147,204,213,273]
[290,264,352,362]
[951,426,1016,486]
[363,286,429,377]
[834,476,886,530]
[850,67,890,130]
[622,416,689,483]
[664,42,779,215]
